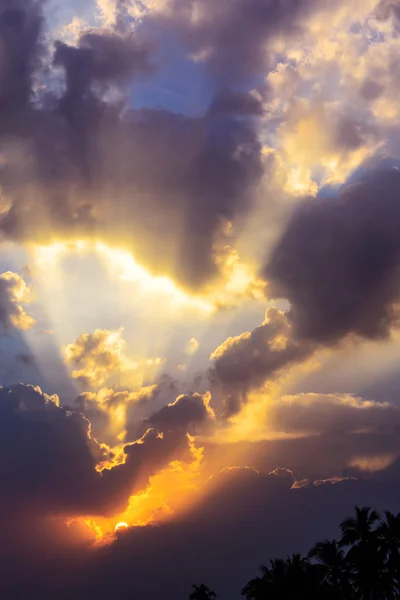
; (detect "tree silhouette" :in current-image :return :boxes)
[309,538,350,597]
[241,505,400,600]
[241,554,327,599]
[339,506,390,599]
[339,506,380,548]
[189,583,217,600]
[378,511,400,597]
[241,566,270,600]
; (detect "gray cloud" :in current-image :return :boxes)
[375,0,400,23]
[0,0,342,292]
[145,391,215,433]
[0,0,44,129]
[34,466,400,600]
[0,384,193,517]
[153,0,319,86]
[210,308,314,415]
[1,99,264,289]
[267,392,400,437]
[0,0,264,290]
[266,164,400,343]
[0,384,101,515]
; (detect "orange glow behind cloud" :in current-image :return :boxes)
[66,434,205,546]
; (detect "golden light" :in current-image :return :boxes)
[214,246,267,304]
[348,455,396,473]
[95,242,214,313]
[66,435,206,547]
[285,167,319,197]
[30,239,215,314]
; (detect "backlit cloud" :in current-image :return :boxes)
[210,308,314,414]
[76,384,157,443]
[63,328,163,388]
[3,0,400,597]
[266,164,400,343]
[145,391,215,433]
[0,384,196,521]
[0,271,35,330]
[185,337,199,356]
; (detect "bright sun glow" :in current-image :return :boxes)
[30,239,264,315]
[66,435,205,546]
[95,242,214,313]
[31,240,215,314]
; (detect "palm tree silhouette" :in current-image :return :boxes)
[238,505,400,599]
[242,554,327,599]
[309,538,351,598]
[266,558,288,591]
[241,566,270,600]
[339,506,380,548]
[242,558,291,599]
[340,506,392,599]
[378,511,400,596]
[189,583,217,600]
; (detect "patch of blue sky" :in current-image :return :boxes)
[131,37,213,117]
[44,0,98,37]
[0,244,30,275]
[131,24,264,117]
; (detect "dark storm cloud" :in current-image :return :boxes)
[0,0,262,290]
[36,466,400,600]
[3,388,400,599]
[154,0,316,86]
[266,165,400,343]
[0,0,331,291]
[375,0,400,22]
[210,308,314,414]
[0,384,101,514]
[54,31,152,91]
[145,391,215,432]
[0,97,264,289]
[0,0,44,128]
[0,384,193,517]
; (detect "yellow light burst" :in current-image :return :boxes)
[66,434,205,547]
[94,242,214,313]
[30,239,266,315]
[31,240,214,314]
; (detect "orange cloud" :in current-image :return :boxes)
[66,433,205,545]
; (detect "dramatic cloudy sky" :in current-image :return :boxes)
[3,0,400,597]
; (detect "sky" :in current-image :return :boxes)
[2,0,400,597]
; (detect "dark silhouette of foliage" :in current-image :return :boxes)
[189,583,217,600]
[240,506,400,600]
[308,538,352,598]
